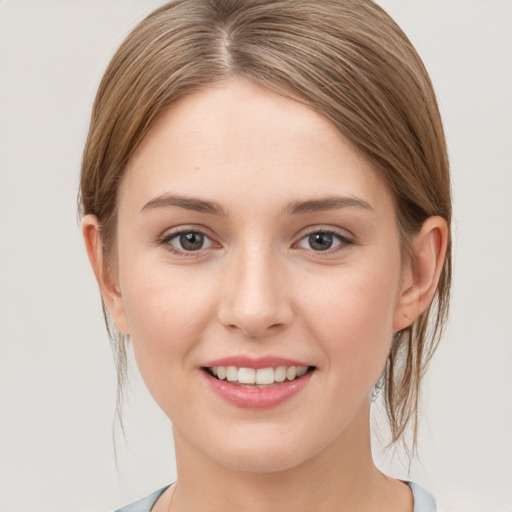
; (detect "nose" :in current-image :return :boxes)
[217,245,293,338]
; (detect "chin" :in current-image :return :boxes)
[214,442,311,474]
[194,423,331,474]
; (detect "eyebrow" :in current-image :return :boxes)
[141,194,228,216]
[141,193,373,216]
[282,195,374,215]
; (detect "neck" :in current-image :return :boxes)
[169,399,412,512]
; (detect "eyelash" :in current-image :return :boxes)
[157,227,354,256]
[158,229,217,257]
[295,228,354,254]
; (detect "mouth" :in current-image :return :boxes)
[203,365,315,388]
[201,362,316,408]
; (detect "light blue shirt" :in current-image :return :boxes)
[115,481,437,511]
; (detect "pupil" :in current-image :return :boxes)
[180,232,204,251]
[309,232,333,251]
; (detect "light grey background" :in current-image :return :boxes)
[1,1,511,511]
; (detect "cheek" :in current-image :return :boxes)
[118,261,217,390]
[299,259,401,381]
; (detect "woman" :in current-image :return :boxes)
[80,1,451,510]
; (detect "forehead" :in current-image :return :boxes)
[121,78,394,217]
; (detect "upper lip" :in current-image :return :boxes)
[202,355,312,369]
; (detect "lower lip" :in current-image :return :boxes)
[202,370,313,409]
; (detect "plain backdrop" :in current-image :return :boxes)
[1,1,511,511]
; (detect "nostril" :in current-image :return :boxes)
[216,271,294,336]
[222,319,287,338]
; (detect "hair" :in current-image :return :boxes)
[79,0,451,452]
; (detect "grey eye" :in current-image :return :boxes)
[179,232,205,251]
[297,231,346,252]
[164,231,214,252]
[308,232,334,251]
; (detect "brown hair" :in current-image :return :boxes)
[79,0,451,450]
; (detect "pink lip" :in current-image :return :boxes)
[202,355,310,369]
[200,357,314,409]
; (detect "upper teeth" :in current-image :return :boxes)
[209,366,309,385]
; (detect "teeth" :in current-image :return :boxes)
[274,366,286,382]
[296,367,308,377]
[226,366,238,382]
[208,365,310,385]
[256,368,274,385]
[238,367,256,384]
[286,367,297,380]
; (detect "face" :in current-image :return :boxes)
[111,79,408,472]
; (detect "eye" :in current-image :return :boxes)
[296,230,352,252]
[161,230,215,253]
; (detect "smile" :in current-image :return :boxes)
[201,359,315,408]
[206,365,310,387]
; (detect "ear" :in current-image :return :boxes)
[393,216,448,331]
[81,214,130,335]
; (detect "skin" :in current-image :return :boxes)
[83,78,447,512]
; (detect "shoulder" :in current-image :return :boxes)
[114,486,170,512]
[407,481,437,512]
